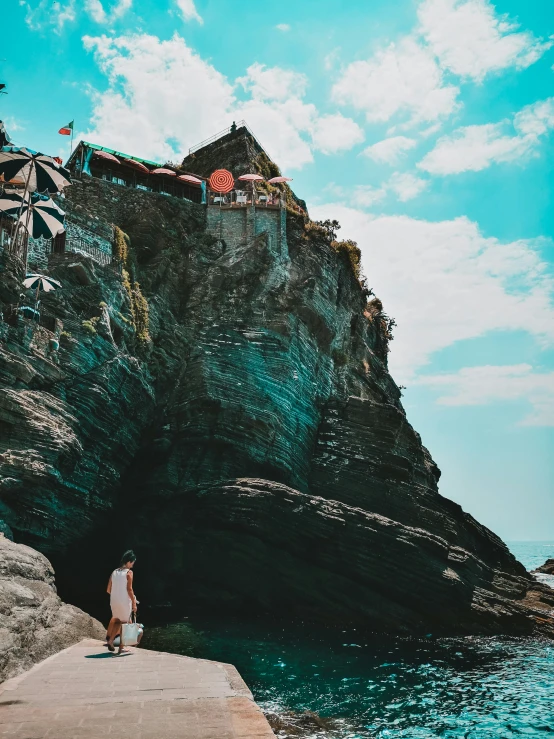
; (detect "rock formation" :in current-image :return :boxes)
[0,535,104,683]
[1,130,553,636]
[533,559,554,575]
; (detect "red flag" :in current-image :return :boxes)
[58,120,74,136]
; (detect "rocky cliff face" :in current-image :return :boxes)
[0,535,104,683]
[1,138,553,636]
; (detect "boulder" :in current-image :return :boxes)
[0,535,104,683]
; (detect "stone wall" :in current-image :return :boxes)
[206,206,287,258]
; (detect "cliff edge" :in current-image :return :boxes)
[1,131,553,636]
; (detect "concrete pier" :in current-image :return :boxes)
[0,639,275,738]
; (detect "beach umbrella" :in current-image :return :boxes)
[209,169,235,193]
[238,173,264,181]
[178,174,203,184]
[268,176,293,184]
[94,150,120,163]
[6,191,66,240]
[0,147,71,194]
[23,273,62,293]
[0,188,25,218]
[151,167,176,176]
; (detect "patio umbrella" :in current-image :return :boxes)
[178,174,203,184]
[0,188,25,218]
[238,173,264,181]
[94,150,120,163]
[23,272,62,307]
[209,169,235,193]
[268,176,293,183]
[121,157,150,173]
[23,273,62,293]
[0,147,71,194]
[8,191,66,239]
[152,168,176,176]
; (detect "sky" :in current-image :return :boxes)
[2,0,553,541]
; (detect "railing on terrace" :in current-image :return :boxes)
[188,120,273,161]
[64,238,113,266]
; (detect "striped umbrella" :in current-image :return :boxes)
[151,168,176,176]
[268,176,293,183]
[0,188,25,218]
[238,173,264,182]
[209,169,235,193]
[0,147,71,194]
[2,191,66,239]
[23,273,62,293]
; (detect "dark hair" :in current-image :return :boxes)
[120,549,136,566]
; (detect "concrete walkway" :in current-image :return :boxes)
[0,639,275,738]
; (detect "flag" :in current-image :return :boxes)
[58,121,74,136]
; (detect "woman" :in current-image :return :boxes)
[106,550,138,654]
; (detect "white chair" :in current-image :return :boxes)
[236,195,247,204]
[213,196,224,204]
[258,195,268,204]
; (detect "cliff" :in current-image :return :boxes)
[1,135,553,636]
[0,535,104,683]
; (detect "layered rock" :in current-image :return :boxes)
[1,133,553,636]
[0,535,103,683]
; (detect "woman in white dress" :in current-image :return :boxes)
[106,550,137,654]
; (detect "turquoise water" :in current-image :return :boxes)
[144,542,554,739]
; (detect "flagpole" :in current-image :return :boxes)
[70,124,74,162]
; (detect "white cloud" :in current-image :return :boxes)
[416,364,554,426]
[309,206,554,381]
[387,172,428,201]
[176,0,203,23]
[23,0,76,32]
[362,136,417,164]
[81,33,234,162]
[276,23,290,32]
[352,185,387,207]
[84,0,107,23]
[82,35,361,172]
[310,114,365,154]
[324,48,341,70]
[332,37,460,126]
[238,62,307,102]
[419,97,554,174]
[418,0,553,81]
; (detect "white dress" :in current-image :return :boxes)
[110,568,132,622]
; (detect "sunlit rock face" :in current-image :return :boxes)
[1,133,553,635]
[0,535,103,683]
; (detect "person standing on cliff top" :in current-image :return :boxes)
[106,550,138,654]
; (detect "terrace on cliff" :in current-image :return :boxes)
[2,122,554,639]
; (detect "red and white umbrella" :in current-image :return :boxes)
[209,169,235,193]
[178,174,203,184]
[94,150,120,163]
[268,176,293,183]
[238,173,264,181]
[152,168,176,176]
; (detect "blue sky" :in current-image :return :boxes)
[2,0,553,540]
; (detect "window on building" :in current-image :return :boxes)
[112,177,126,186]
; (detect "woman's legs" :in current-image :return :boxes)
[106,618,121,650]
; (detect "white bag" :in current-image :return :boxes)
[121,614,142,646]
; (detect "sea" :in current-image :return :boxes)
[144,541,554,739]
